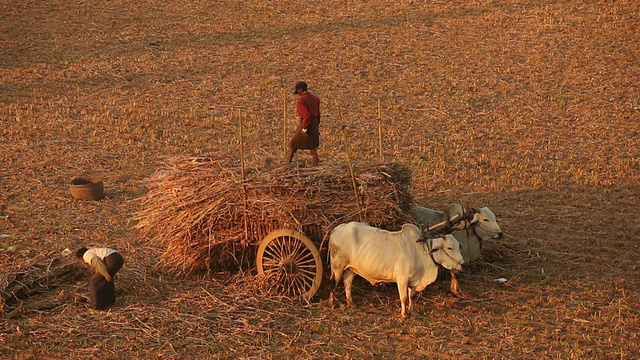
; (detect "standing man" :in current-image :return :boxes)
[76,246,124,310]
[287,81,321,166]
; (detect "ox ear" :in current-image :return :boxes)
[470,210,482,224]
[450,220,467,231]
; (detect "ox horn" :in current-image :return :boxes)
[464,203,475,220]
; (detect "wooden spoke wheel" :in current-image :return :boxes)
[256,229,323,301]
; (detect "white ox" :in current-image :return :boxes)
[328,222,464,318]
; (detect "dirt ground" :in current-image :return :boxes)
[1,0,639,359]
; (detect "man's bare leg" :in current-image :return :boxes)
[286,147,296,164]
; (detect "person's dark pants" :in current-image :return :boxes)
[287,117,320,166]
[89,252,124,310]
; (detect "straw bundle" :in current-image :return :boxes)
[1,252,87,316]
[132,156,415,276]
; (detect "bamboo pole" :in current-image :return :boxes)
[378,98,383,161]
[207,227,212,277]
[338,104,364,222]
[283,89,287,154]
[425,214,462,232]
[239,109,249,245]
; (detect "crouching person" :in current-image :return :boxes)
[76,247,124,310]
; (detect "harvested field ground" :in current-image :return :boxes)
[1,0,639,359]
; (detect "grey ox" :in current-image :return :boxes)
[411,203,503,263]
[328,222,464,318]
[412,203,504,295]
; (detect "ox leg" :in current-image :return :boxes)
[329,267,344,308]
[397,281,409,318]
[450,272,462,297]
[408,288,415,314]
[343,270,356,307]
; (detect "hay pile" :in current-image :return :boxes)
[132,156,415,276]
[0,250,87,317]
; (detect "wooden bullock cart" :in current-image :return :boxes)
[133,156,417,300]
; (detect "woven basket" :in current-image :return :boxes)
[70,177,105,201]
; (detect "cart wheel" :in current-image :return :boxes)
[256,229,323,301]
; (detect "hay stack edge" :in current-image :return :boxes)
[132,156,416,276]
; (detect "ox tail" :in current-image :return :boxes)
[327,244,347,307]
[328,265,338,307]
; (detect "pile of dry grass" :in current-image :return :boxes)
[0,250,87,317]
[132,156,415,276]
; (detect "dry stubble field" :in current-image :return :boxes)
[1,0,639,359]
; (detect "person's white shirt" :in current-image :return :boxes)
[83,248,116,264]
